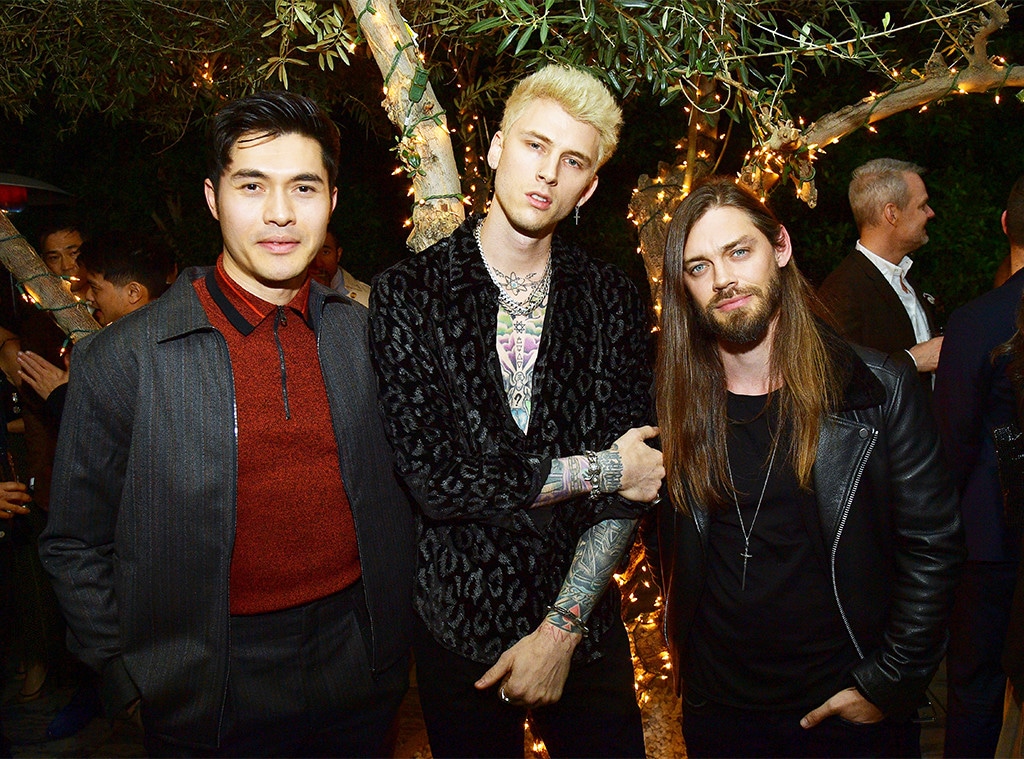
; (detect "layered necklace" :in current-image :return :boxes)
[475,220,551,331]
[725,420,780,592]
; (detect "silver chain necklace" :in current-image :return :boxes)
[725,434,780,591]
[475,220,551,320]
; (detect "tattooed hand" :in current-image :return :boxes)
[473,619,580,708]
[613,426,664,502]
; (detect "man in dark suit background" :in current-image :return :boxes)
[818,158,943,389]
[935,174,1024,758]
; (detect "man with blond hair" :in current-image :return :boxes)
[370,65,663,757]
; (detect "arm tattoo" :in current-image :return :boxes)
[545,518,636,634]
[533,454,592,508]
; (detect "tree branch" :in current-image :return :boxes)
[803,61,1024,151]
[348,0,464,251]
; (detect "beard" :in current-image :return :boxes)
[695,270,783,345]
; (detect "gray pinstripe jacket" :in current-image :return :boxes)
[40,268,415,748]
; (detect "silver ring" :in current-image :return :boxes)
[499,685,510,703]
[652,496,662,505]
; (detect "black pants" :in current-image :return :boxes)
[144,582,408,758]
[413,616,645,758]
[682,697,921,758]
[945,559,1017,758]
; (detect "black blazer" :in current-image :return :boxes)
[818,249,937,392]
[369,216,654,666]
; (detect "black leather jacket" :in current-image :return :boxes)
[650,335,965,719]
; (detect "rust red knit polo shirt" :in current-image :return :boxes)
[195,259,360,614]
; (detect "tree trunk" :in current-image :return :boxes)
[348,0,464,252]
[0,212,99,342]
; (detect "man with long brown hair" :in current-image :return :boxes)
[650,177,964,757]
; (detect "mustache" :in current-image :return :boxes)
[708,285,760,308]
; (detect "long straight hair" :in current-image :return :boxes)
[656,178,843,512]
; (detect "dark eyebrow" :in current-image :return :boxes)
[228,169,326,185]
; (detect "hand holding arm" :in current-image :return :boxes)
[613,425,665,502]
[475,517,636,707]
[801,687,884,728]
[17,351,69,401]
[535,426,664,508]
[906,336,943,373]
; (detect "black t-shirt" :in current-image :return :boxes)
[685,392,859,711]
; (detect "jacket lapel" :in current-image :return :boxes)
[444,220,526,442]
[814,331,887,544]
[852,251,918,346]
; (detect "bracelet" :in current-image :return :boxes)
[546,604,589,637]
[583,450,602,499]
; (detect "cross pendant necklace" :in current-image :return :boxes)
[726,435,780,591]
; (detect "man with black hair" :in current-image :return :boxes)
[936,174,1024,758]
[18,233,173,419]
[78,234,172,326]
[40,91,414,757]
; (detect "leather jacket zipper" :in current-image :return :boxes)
[830,428,877,659]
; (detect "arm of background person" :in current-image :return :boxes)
[0,327,20,387]
[817,274,865,345]
[17,350,69,402]
[933,308,986,492]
